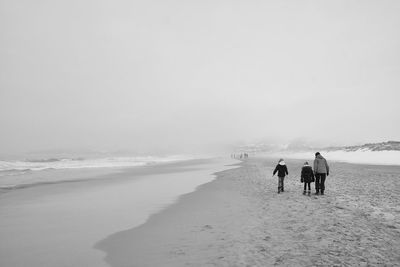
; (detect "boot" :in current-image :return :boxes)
[321,190,324,195]
[315,190,319,195]
[303,190,306,195]
[307,190,311,196]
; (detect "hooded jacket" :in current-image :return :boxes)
[314,154,329,174]
[301,164,314,183]
[273,161,288,177]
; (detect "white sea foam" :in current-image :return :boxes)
[0,155,198,189]
[0,155,194,173]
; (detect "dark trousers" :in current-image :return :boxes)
[303,182,311,191]
[315,173,326,192]
[278,176,285,192]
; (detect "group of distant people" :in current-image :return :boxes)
[231,153,249,159]
[272,152,330,195]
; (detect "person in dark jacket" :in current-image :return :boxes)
[313,152,330,195]
[273,158,288,193]
[301,162,314,195]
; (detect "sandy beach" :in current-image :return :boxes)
[97,157,400,267]
[1,157,400,266]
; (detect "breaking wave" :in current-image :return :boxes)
[0,155,194,177]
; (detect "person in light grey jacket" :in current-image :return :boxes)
[313,152,329,195]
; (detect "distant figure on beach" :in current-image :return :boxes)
[273,158,288,194]
[301,162,314,195]
[314,152,330,195]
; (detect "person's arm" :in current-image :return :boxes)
[314,160,317,174]
[325,159,330,176]
[285,165,288,175]
[273,165,278,176]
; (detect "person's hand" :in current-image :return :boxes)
[327,172,329,176]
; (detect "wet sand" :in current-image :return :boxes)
[96,157,400,266]
[0,158,237,267]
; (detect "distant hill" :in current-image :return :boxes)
[234,141,400,153]
[233,143,287,153]
[325,141,400,152]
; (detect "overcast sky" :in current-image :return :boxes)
[1,0,399,155]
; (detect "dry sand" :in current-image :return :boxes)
[96,157,400,267]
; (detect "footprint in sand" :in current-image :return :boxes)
[201,224,213,231]
[170,248,186,256]
[263,235,271,241]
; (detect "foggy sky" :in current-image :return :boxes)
[1,0,399,155]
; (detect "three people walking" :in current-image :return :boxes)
[271,152,329,195]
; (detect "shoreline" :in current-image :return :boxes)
[95,160,248,266]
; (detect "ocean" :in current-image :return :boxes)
[0,155,196,190]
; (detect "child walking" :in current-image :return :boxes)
[273,158,288,193]
[301,161,314,195]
